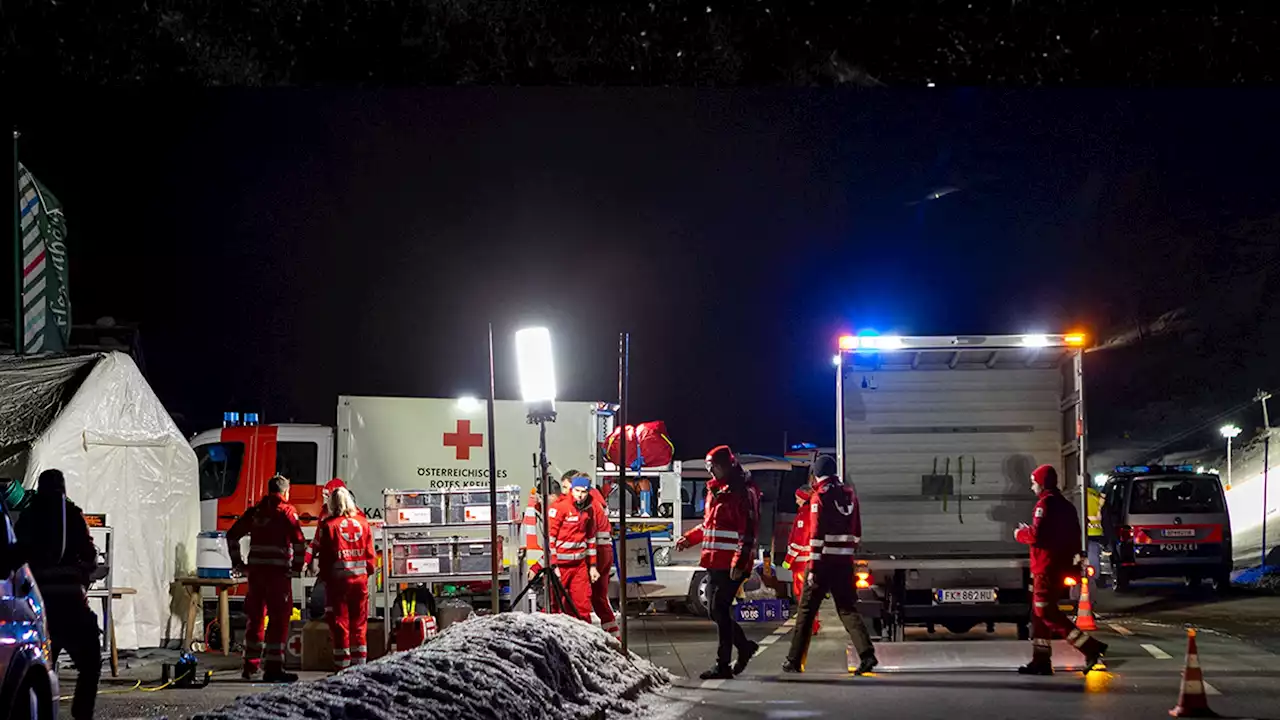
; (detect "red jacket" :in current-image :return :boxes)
[304,503,367,566]
[590,487,615,572]
[227,493,306,574]
[807,477,862,568]
[548,494,598,568]
[680,474,758,572]
[782,488,814,570]
[1015,488,1082,576]
[314,512,376,585]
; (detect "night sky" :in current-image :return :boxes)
[10,90,1280,456]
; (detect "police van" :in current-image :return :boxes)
[1098,464,1232,592]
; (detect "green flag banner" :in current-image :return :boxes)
[16,163,70,353]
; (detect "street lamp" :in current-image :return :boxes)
[1221,424,1243,490]
[509,327,576,617]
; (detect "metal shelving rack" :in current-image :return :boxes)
[378,489,526,648]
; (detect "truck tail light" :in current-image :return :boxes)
[1086,565,1096,578]
[1063,576,1078,587]
[855,571,871,589]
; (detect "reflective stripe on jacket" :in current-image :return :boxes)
[808,476,862,567]
[316,513,377,583]
[226,494,306,573]
[547,495,597,567]
[679,471,758,572]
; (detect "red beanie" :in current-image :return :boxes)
[1031,465,1058,490]
[705,445,737,468]
[324,478,347,493]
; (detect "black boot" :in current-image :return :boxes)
[262,668,299,683]
[1082,640,1108,674]
[853,650,879,675]
[733,640,760,676]
[781,658,803,674]
[1017,660,1054,676]
[699,665,734,680]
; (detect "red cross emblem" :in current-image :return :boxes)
[287,633,303,657]
[338,518,363,544]
[443,419,484,460]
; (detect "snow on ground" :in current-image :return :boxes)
[192,613,672,720]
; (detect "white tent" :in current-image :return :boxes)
[17,352,199,650]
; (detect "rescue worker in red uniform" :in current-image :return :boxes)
[676,445,760,680]
[783,455,878,675]
[314,486,377,670]
[584,471,620,640]
[548,475,600,622]
[227,474,307,682]
[781,485,820,635]
[304,478,356,571]
[1015,464,1107,675]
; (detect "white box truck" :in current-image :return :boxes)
[834,333,1089,640]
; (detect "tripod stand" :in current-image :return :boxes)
[510,411,582,620]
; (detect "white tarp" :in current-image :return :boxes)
[23,351,199,650]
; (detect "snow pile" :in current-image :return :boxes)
[193,613,671,720]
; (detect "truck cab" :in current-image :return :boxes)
[191,416,333,536]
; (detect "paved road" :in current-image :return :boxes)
[635,604,1280,720]
[77,585,1280,719]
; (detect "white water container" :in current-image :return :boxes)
[197,531,233,578]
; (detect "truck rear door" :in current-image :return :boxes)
[837,334,1086,560]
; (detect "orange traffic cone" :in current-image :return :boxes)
[1075,575,1097,631]
[1170,628,1218,718]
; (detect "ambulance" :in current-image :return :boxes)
[192,396,605,535]
[191,397,606,611]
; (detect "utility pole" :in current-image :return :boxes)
[1256,390,1272,568]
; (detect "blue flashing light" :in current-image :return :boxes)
[789,442,818,451]
[1113,464,1201,476]
[244,412,260,426]
[223,411,241,428]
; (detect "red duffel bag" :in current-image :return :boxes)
[635,421,674,468]
[604,425,638,468]
[604,421,674,468]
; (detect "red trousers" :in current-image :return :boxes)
[592,549,619,639]
[326,577,370,669]
[792,568,820,634]
[1031,573,1099,660]
[243,570,293,673]
[555,563,594,622]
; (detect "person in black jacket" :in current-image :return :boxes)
[16,469,101,720]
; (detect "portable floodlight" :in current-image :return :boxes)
[516,326,557,421]
[507,325,577,619]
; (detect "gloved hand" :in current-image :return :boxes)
[589,567,601,583]
[730,566,746,582]
[675,536,691,551]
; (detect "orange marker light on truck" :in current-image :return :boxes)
[855,571,871,589]
[838,335,858,350]
[1064,333,1086,346]
[1063,576,1078,587]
